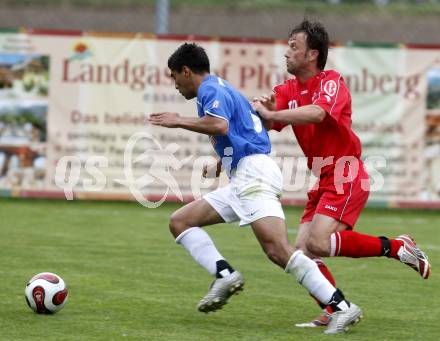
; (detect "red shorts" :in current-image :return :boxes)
[301,160,370,228]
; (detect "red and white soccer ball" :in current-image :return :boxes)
[25,272,68,314]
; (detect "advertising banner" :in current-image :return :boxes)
[0,30,439,207]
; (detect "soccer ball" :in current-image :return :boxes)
[25,272,68,314]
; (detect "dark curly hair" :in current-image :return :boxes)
[290,20,329,70]
[167,42,210,74]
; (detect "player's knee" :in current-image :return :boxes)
[169,211,187,238]
[305,236,328,257]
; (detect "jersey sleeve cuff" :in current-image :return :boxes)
[205,111,230,124]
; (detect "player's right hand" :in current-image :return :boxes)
[252,93,276,111]
[148,112,181,128]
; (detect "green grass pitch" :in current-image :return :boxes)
[0,198,438,340]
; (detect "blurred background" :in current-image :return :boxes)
[0,0,439,43]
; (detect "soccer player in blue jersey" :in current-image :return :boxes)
[149,43,361,334]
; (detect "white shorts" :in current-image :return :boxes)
[204,154,285,226]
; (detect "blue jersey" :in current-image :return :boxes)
[197,75,271,172]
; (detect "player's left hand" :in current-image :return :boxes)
[149,112,181,128]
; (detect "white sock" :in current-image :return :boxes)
[285,250,336,305]
[176,227,224,276]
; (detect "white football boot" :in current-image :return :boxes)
[324,303,363,334]
[197,271,244,313]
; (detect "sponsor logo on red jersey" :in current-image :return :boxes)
[323,80,337,97]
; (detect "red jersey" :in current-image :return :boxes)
[273,70,362,176]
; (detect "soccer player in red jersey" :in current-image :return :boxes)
[253,20,431,328]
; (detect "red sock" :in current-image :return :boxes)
[314,258,336,286]
[310,258,336,312]
[331,230,403,258]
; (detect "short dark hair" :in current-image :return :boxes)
[167,42,210,74]
[290,20,329,70]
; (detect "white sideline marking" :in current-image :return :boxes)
[420,244,440,251]
[362,217,432,224]
[287,228,298,235]
[64,208,123,216]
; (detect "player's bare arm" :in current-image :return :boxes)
[254,102,325,125]
[149,112,228,135]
